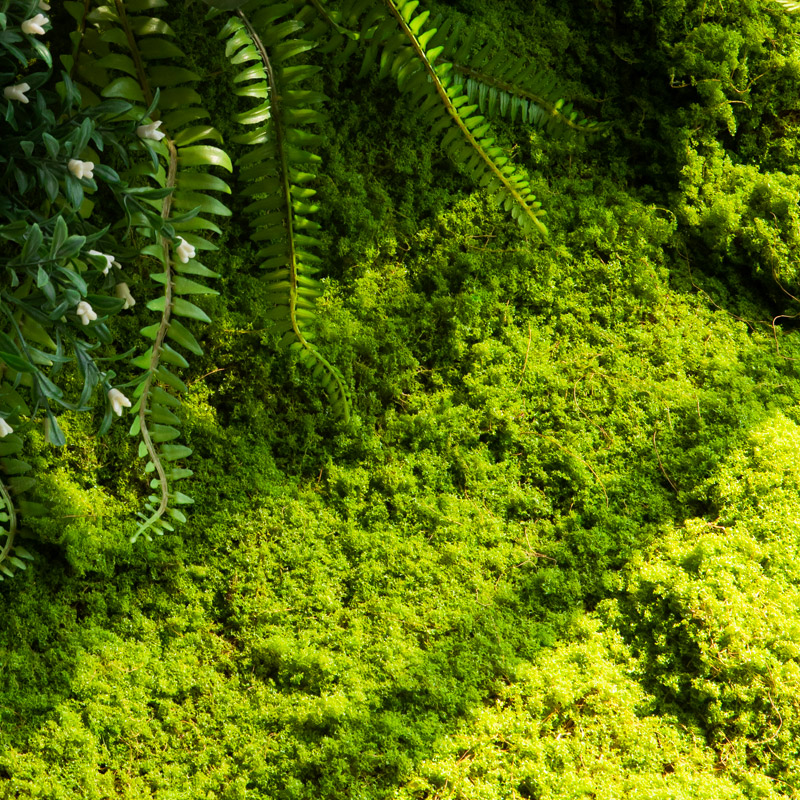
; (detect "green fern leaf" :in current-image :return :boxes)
[220,2,351,420]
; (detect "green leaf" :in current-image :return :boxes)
[150,424,181,443]
[138,37,185,59]
[160,444,192,461]
[178,146,233,172]
[171,298,212,323]
[176,172,231,194]
[129,17,175,36]
[1,459,32,475]
[150,406,181,425]
[156,366,188,393]
[95,53,138,76]
[42,133,59,159]
[173,192,231,216]
[171,491,194,505]
[172,276,218,296]
[22,224,43,261]
[0,436,23,457]
[150,385,182,407]
[173,125,224,146]
[101,77,147,103]
[0,351,34,374]
[159,343,189,368]
[148,66,201,86]
[167,319,203,355]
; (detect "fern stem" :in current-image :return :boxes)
[307,0,360,39]
[114,0,155,109]
[136,138,178,534]
[68,0,91,81]
[236,9,308,349]
[382,0,546,235]
[0,481,17,566]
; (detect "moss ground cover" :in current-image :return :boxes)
[3,0,800,797]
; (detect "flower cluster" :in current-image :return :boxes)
[115,283,136,309]
[4,83,30,104]
[4,8,49,104]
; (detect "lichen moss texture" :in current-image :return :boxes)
[4,0,800,797]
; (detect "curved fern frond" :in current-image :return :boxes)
[370,0,548,235]
[220,4,351,420]
[0,430,39,581]
[69,0,232,542]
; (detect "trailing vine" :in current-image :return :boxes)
[0,0,601,568]
[64,0,233,541]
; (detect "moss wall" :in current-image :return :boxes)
[3,0,800,797]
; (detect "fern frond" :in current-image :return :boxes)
[220,4,351,420]
[0,431,38,581]
[72,0,232,542]
[450,62,604,137]
[374,0,548,235]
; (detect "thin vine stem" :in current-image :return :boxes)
[134,137,177,538]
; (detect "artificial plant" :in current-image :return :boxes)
[0,0,599,570]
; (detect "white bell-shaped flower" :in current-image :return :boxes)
[136,120,165,141]
[175,237,196,264]
[108,388,132,416]
[115,282,136,310]
[0,419,13,438]
[4,83,30,104]
[21,13,48,35]
[88,249,120,275]
[76,300,97,326]
[68,159,94,180]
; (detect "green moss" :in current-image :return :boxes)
[4,0,800,796]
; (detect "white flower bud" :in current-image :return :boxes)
[68,159,94,180]
[21,13,48,35]
[4,83,30,104]
[38,0,51,9]
[136,120,165,141]
[0,419,13,438]
[88,249,119,275]
[76,300,97,326]
[108,388,132,416]
[114,282,136,310]
[175,237,196,264]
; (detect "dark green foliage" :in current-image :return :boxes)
[220,2,353,419]
[63,0,234,541]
